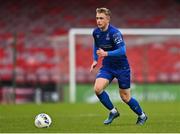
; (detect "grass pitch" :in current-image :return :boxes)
[0,102,180,133]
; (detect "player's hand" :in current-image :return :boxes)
[96,48,108,57]
[90,61,97,72]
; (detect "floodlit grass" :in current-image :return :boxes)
[0,102,180,133]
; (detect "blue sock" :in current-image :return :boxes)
[97,91,114,110]
[127,97,143,116]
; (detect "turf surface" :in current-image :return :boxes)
[0,102,180,133]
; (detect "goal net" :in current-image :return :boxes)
[68,28,180,103]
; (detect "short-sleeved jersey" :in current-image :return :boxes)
[93,24,130,69]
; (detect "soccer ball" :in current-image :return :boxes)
[34,113,52,128]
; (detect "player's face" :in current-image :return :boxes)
[96,13,110,30]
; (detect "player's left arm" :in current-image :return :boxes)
[96,32,126,57]
[107,45,126,56]
[96,46,125,57]
[107,32,126,57]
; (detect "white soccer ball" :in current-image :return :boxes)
[34,113,52,128]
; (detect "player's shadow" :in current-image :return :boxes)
[104,123,135,127]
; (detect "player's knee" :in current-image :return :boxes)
[94,85,103,95]
[120,93,130,103]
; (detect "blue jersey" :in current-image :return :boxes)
[93,24,131,89]
[93,24,130,69]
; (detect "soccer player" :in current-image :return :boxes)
[90,7,148,125]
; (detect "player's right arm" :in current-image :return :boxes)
[90,29,99,72]
[90,44,98,72]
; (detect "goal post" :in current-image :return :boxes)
[69,29,93,103]
[68,28,180,103]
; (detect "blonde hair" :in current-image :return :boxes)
[96,7,111,17]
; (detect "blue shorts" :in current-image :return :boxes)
[96,66,131,89]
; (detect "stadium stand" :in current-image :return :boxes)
[0,0,179,84]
